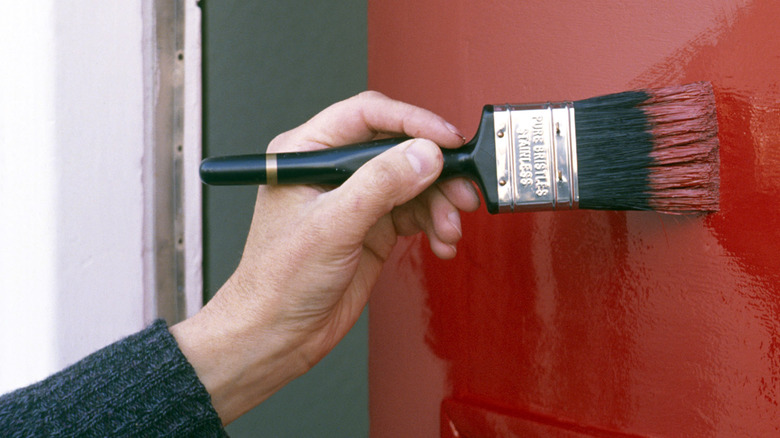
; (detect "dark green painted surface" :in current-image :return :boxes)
[201,1,368,435]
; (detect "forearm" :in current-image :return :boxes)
[0,320,225,437]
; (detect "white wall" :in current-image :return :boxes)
[0,1,201,394]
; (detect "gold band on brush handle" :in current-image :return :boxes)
[266,154,278,185]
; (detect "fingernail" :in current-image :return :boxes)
[444,121,466,143]
[405,139,437,176]
[448,211,462,238]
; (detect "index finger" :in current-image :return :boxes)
[271,91,466,153]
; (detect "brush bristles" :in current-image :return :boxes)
[574,82,720,213]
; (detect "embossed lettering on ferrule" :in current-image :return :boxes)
[515,126,532,187]
[493,102,579,212]
[530,115,551,198]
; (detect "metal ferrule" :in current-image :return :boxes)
[493,102,579,212]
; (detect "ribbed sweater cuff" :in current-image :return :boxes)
[0,320,227,437]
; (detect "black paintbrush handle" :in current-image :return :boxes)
[200,138,474,186]
[200,106,501,213]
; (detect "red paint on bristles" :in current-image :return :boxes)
[643,82,720,213]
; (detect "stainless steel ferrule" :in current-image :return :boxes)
[492,102,579,212]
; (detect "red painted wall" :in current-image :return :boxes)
[368,1,780,436]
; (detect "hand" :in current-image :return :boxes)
[171,91,480,424]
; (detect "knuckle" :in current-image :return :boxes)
[267,131,293,153]
[357,90,386,102]
[366,159,399,190]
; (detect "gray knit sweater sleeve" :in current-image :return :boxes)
[0,320,227,437]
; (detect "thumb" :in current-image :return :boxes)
[316,138,443,242]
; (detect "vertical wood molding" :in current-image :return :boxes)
[144,0,202,324]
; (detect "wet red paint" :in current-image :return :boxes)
[368,1,780,436]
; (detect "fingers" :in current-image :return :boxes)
[438,178,481,213]
[269,91,465,153]
[424,189,462,259]
[264,92,479,260]
[390,178,479,259]
[350,91,466,147]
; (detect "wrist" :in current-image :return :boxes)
[170,275,311,425]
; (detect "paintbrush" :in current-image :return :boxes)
[200,82,720,214]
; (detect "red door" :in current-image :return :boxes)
[368,1,780,436]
